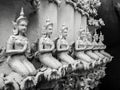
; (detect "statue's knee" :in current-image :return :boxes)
[57,62,62,67]
[29,69,37,76]
[16,66,29,76]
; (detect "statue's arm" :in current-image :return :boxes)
[39,38,53,53]
[57,39,69,51]
[6,36,27,55]
[66,41,69,50]
[75,40,86,51]
[57,39,64,51]
[75,40,79,51]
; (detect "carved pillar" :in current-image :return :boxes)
[81,15,87,31]
[58,0,75,44]
[76,0,89,32]
[37,0,59,40]
[74,9,82,40]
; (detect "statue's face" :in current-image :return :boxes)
[80,32,86,40]
[47,25,53,35]
[95,35,99,41]
[88,33,92,41]
[62,28,68,37]
[18,20,28,34]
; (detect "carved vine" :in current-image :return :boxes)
[48,0,62,6]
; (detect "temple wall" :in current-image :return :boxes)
[74,10,82,40]
[36,0,58,40]
[0,1,15,47]
[0,0,36,47]
[0,0,88,47]
[58,0,75,44]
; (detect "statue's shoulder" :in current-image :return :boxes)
[7,35,17,42]
[39,36,45,42]
[23,37,28,41]
[9,35,16,39]
[76,39,83,43]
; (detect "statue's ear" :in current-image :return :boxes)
[12,21,17,28]
[12,21,18,35]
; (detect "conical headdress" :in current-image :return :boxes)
[16,7,27,23]
[45,19,53,29]
[99,31,104,42]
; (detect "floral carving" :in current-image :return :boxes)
[48,0,62,6]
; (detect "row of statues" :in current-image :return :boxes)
[0,7,112,90]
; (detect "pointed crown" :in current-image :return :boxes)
[93,30,98,41]
[16,7,27,24]
[61,24,68,32]
[99,31,104,42]
[80,27,85,31]
[79,29,87,40]
[86,28,91,36]
[45,19,53,29]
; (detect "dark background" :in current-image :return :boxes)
[98,0,120,90]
